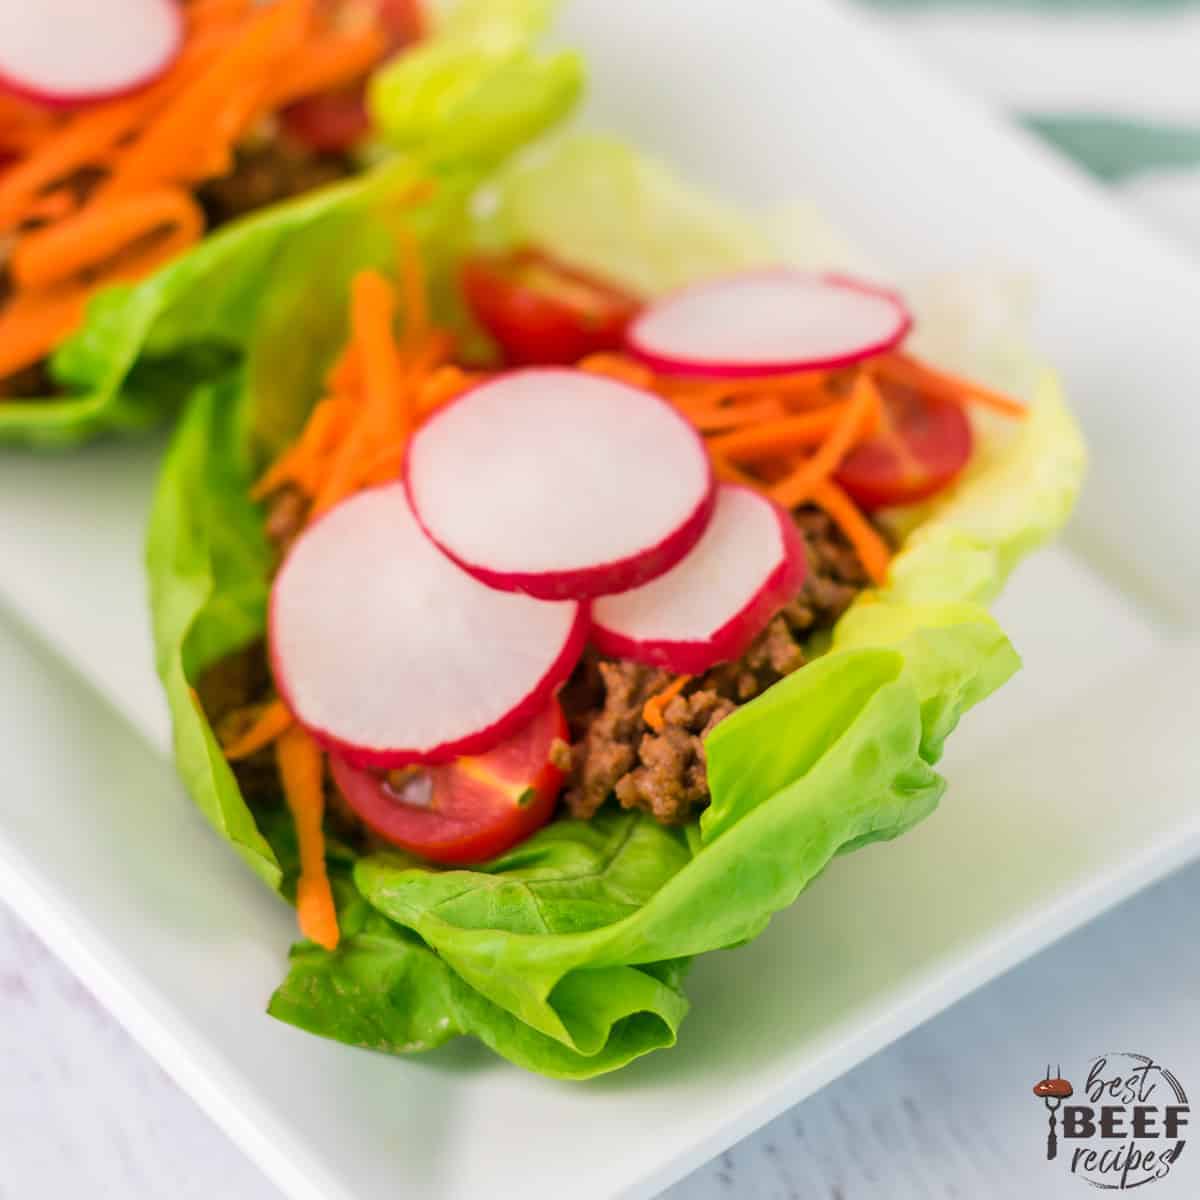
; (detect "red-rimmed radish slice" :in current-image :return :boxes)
[626,269,911,378]
[270,483,586,768]
[592,483,806,673]
[0,0,183,108]
[329,698,567,866]
[404,368,715,600]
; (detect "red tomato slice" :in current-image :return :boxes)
[833,377,972,510]
[280,91,371,154]
[329,700,567,865]
[461,248,642,366]
[280,0,425,154]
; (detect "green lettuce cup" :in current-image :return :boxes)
[146,137,1085,1077]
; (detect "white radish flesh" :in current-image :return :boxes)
[270,484,587,767]
[591,484,806,673]
[0,0,182,107]
[626,269,911,378]
[404,368,715,600]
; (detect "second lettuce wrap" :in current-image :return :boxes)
[0,0,580,449]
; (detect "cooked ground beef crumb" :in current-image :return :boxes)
[264,483,311,558]
[196,138,352,227]
[561,505,875,824]
[0,355,56,400]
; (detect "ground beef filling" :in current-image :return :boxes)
[560,506,874,825]
[195,137,352,228]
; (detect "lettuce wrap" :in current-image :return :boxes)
[146,136,1085,1077]
[0,0,580,450]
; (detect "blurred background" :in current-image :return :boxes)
[861,0,1200,251]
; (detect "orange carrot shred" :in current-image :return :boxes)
[0,34,226,233]
[709,448,760,489]
[876,353,1027,419]
[577,353,656,390]
[275,725,339,951]
[769,370,882,509]
[673,394,788,433]
[101,0,313,199]
[324,343,362,396]
[221,698,295,760]
[11,188,204,291]
[265,27,389,112]
[811,480,891,586]
[186,0,251,30]
[252,394,348,500]
[708,403,858,462]
[415,365,483,415]
[311,271,404,514]
[395,226,429,351]
[643,675,692,733]
[0,288,90,379]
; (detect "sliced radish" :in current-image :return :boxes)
[404,368,715,600]
[269,483,586,768]
[0,0,183,108]
[626,269,912,378]
[592,484,806,673]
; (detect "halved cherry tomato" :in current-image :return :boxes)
[461,248,642,366]
[833,376,972,510]
[280,0,425,154]
[281,92,371,154]
[329,699,567,865]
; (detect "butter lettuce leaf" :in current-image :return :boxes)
[483,132,773,295]
[146,372,279,886]
[368,0,582,168]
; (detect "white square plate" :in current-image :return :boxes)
[1,2,1199,1197]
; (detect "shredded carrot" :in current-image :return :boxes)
[265,26,389,111]
[252,394,351,500]
[221,698,295,760]
[769,370,883,509]
[0,28,238,235]
[876,352,1027,419]
[186,0,252,32]
[354,270,404,429]
[395,227,430,352]
[275,725,339,951]
[102,0,313,198]
[643,676,692,733]
[672,394,788,432]
[21,189,81,227]
[11,188,204,291]
[357,438,408,487]
[0,289,90,379]
[577,353,656,390]
[311,271,405,514]
[643,676,691,729]
[709,448,760,488]
[415,365,483,414]
[706,403,861,461]
[811,480,891,586]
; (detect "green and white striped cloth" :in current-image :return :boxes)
[859,0,1200,252]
